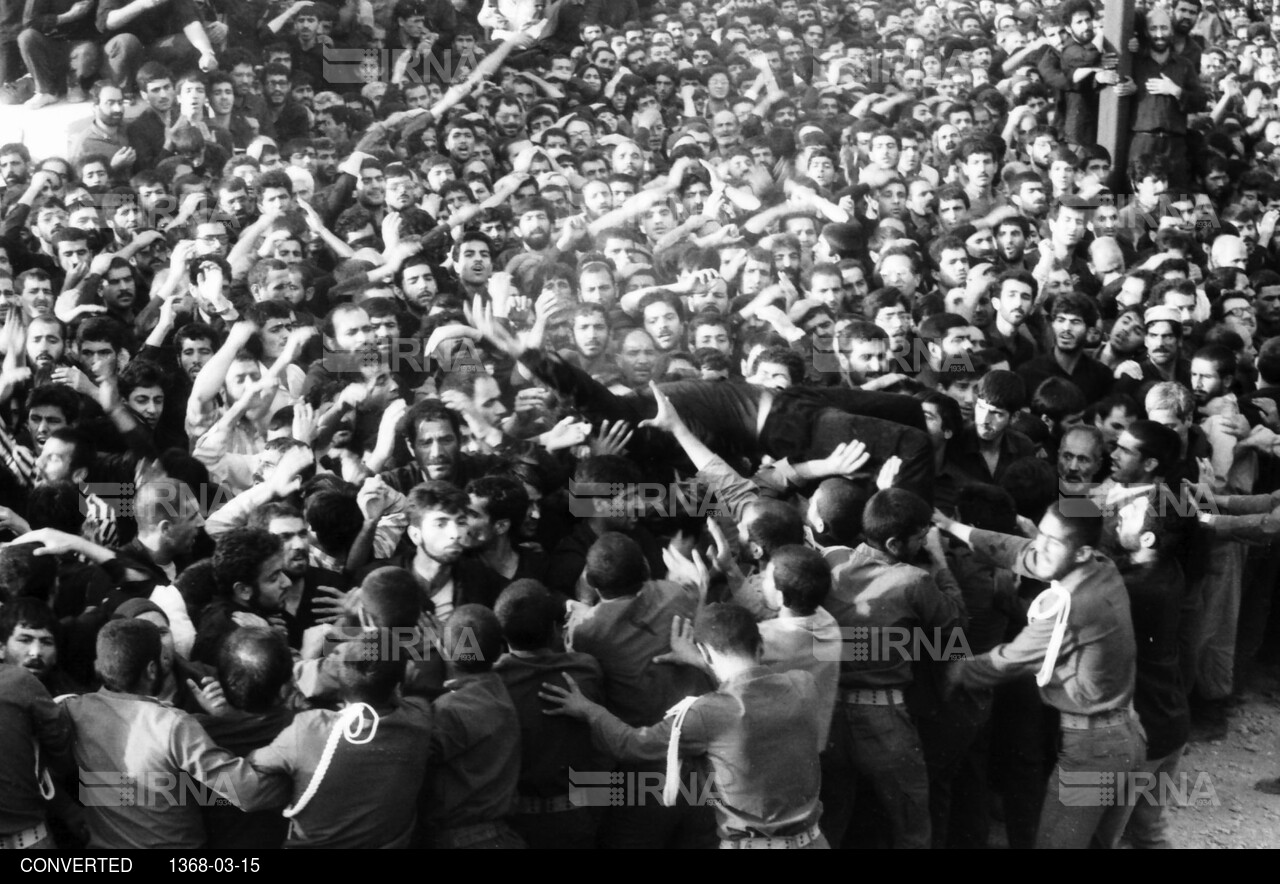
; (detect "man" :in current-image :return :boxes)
[563,533,715,848]
[935,500,1143,848]
[0,609,71,850]
[464,476,546,584]
[1124,6,1206,192]
[546,602,827,849]
[70,82,133,173]
[948,370,1038,484]
[61,619,289,848]
[418,605,524,848]
[1018,293,1113,403]
[987,269,1043,367]
[1113,306,1192,397]
[362,481,507,617]
[192,527,293,662]
[820,488,965,848]
[1059,424,1108,495]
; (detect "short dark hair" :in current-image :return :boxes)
[585,532,647,599]
[976,369,1025,412]
[693,603,761,658]
[441,604,502,673]
[494,579,559,651]
[95,618,161,692]
[768,545,831,616]
[862,488,931,548]
[212,528,283,596]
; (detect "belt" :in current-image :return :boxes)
[722,822,823,850]
[0,823,48,850]
[511,794,577,814]
[839,688,904,706]
[1060,709,1130,730]
[429,821,507,849]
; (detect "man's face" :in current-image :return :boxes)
[1053,312,1088,353]
[0,152,28,187]
[1095,405,1134,451]
[1190,356,1227,405]
[333,307,373,355]
[938,248,969,289]
[260,186,292,215]
[470,375,508,427]
[249,551,292,613]
[178,335,214,380]
[1050,206,1088,248]
[143,78,174,115]
[974,397,1009,442]
[1108,311,1145,355]
[265,74,291,106]
[55,238,90,275]
[845,338,889,381]
[458,240,492,286]
[36,436,78,483]
[27,404,67,449]
[579,268,616,305]
[413,419,460,480]
[99,266,138,313]
[1173,0,1199,34]
[517,208,552,250]
[574,313,609,357]
[1028,512,1085,581]
[1058,431,1103,489]
[126,385,164,428]
[1016,180,1048,215]
[413,505,467,565]
[643,301,683,351]
[1145,321,1179,366]
[617,329,656,385]
[995,279,1034,327]
[2,625,57,678]
[21,277,54,320]
[1111,430,1154,483]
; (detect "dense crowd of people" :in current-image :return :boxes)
[2,0,1280,851]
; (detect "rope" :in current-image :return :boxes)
[36,693,77,800]
[1027,583,1071,688]
[283,702,380,819]
[662,696,699,807]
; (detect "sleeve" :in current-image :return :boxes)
[906,570,967,631]
[696,454,760,524]
[518,349,647,427]
[170,713,291,810]
[966,527,1041,581]
[28,676,73,765]
[582,698,702,763]
[957,612,1059,688]
[1204,508,1280,544]
[426,698,474,764]
[1214,489,1280,515]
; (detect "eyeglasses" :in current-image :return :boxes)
[1225,306,1257,318]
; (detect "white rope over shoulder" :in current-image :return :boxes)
[1027,583,1071,688]
[36,693,78,800]
[284,703,380,819]
[662,696,700,807]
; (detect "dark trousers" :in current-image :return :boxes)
[989,676,1055,848]
[821,702,931,849]
[1038,718,1144,849]
[917,690,993,848]
[16,30,100,95]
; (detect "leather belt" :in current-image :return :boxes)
[839,688,905,706]
[722,822,823,850]
[1060,709,1130,730]
[0,822,48,849]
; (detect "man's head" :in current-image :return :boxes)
[1026,501,1103,581]
[134,477,205,559]
[406,481,470,566]
[465,476,528,551]
[95,618,162,694]
[862,488,932,562]
[1058,424,1106,491]
[1110,419,1182,483]
[214,527,290,614]
[974,370,1025,442]
[0,598,59,680]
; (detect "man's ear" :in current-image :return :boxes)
[810,513,826,534]
[1074,544,1093,563]
[748,540,764,561]
[72,466,89,485]
[232,581,254,604]
[1139,530,1158,550]
[407,524,422,548]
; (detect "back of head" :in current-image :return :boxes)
[768,545,832,616]
[359,567,423,628]
[0,543,58,605]
[95,618,161,692]
[217,627,293,713]
[813,476,875,545]
[134,477,194,534]
[862,488,931,549]
[1127,419,1183,478]
[693,603,761,659]
[494,579,558,651]
[335,630,406,706]
[746,499,805,556]
[585,532,647,599]
[999,456,1060,520]
[440,604,503,673]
